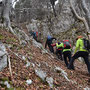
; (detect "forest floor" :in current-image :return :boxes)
[0,27,90,90]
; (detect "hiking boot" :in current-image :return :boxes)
[68,67,75,70]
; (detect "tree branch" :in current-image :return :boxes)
[70,0,89,35]
[81,0,90,28]
[8,55,12,77]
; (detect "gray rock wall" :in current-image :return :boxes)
[15,0,89,40]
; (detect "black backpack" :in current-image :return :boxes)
[83,38,90,52]
[63,40,71,49]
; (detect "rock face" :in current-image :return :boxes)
[15,0,75,36]
[53,0,75,33]
[14,0,90,41]
[0,42,7,71]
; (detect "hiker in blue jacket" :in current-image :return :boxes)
[31,31,38,41]
[45,35,56,53]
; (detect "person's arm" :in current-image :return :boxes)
[74,40,79,54]
[51,43,56,47]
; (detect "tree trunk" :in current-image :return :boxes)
[52,5,56,17]
[70,0,90,36]
[81,0,90,30]
[50,0,57,17]
[2,0,15,34]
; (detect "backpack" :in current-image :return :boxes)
[33,32,36,37]
[83,38,90,52]
[36,32,38,37]
[63,40,71,49]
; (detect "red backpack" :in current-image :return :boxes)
[63,40,71,49]
[36,32,38,37]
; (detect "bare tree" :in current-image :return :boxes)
[70,0,90,37]
[0,0,14,34]
[81,0,90,29]
[50,0,57,17]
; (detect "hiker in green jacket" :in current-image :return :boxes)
[68,36,90,74]
[58,40,72,67]
[51,42,63,60]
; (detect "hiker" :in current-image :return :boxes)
[31,31,38,41]
[68,36,90,74]
[34,31,38,41]
[45,35,56,53]
[37,32,42,43]
[58,40,72,67]
[51,42,63,60]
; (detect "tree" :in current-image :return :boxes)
[70,0,90,38]
[0,0,14,34]
[50,0,57,17]
[81,0,90,32]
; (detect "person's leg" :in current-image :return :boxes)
[68,51,81,70]
[83,52,90,74]
[58,50,63,60]
[56,49,59,58]
[36,36,38,41]
[67,51,71,62]
[48,45,54,53]
[63,52,68,67]
[51,46,54,53]
[48,45,51,52]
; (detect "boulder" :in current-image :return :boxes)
[0,42,8,71]
[35,68,47,81]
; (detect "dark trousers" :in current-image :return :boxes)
[56,49,63,60]
[48,44,54,53]
[33,36,37,41]
[68,51,90,74]
[63,51,71,67]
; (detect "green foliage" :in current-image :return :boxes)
[0,34,4,40]
[0,83,6,88]
[0,77,9,82]
[7,88,14,90]
[6,37,17,43]
[16,87,25,90]
[0,77,14,89]
[39,85,44,89]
